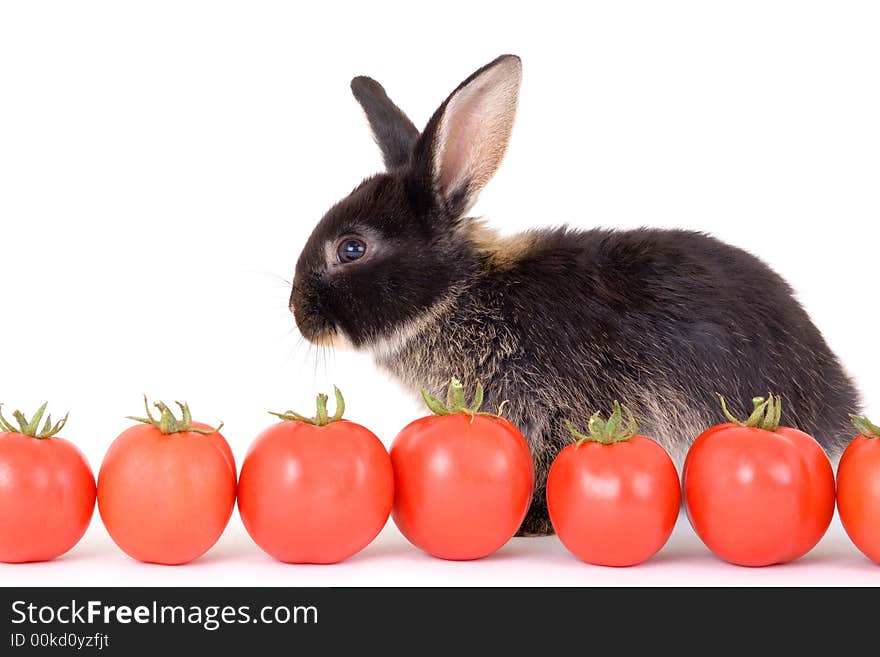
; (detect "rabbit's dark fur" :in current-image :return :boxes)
[291,55,860,536]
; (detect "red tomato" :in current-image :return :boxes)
[238,388,393,564]
[390,380,534,560]
[837,415,880,563]
[683,394,835,567]
[98,399,236,565]
[0,404,95,563]
[547,404,680,567]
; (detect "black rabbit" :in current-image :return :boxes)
[290,55,860,536]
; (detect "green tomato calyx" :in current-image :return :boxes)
[269,386,346,426]
[851,414,880,440]
[420,378,507,418]
[566,401,639,446]
[127,396,223,435]
[717,393,782,432]
[0,402,69,439]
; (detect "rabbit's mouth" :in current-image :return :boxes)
[289,299,355,352]
[304,326,356,352]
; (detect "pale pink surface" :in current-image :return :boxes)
[3,510,879,587]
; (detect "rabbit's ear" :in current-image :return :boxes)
[351,76,420,169]
[413,55,522,217]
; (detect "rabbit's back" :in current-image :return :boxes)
[481,226,859,461]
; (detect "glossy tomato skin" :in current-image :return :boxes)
[238,420,393,564]
[682,423,835,567]
[97,423,237,565]
[547,435,680,567]
[837,435,880,563]
[0,432,96,563]
[390,414,534,561]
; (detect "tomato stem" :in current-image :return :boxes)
[126,396,223,435]
[0,402,69,439]
[269,386,346,426]
[566,401,638,446]
[851,414,880,439]
[420,378,506,417]
[717,393,782,431]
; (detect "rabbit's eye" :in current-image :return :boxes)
[336,237,367,263]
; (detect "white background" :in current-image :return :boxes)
[1,1,878,586]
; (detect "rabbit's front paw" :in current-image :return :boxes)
[516,497,555,537]
[516,516,554,537]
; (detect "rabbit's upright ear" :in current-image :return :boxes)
[351,76,420,169]
[413,55,522,217]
